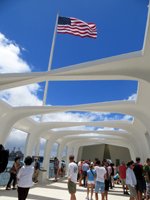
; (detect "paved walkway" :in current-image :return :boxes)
[0,178,129,200]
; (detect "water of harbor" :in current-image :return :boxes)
[0,161,55,186]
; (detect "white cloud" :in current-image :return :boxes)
[41,112,96,122]
[122,114,133,121]
[0,84,42,106]
[0,33,42,106]
[0,33,30,73]
[35,110,133,125]
[128,93,137,101]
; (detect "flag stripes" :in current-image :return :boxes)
[57,17,97,38]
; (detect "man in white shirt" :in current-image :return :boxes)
[126,160,137,200]
[95,160,106,200]
[68,155,78,200]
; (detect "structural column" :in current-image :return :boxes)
[41,135,58,182]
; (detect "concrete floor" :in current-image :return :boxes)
[0,178,129,200]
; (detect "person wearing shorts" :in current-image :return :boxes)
[128,185,137,199]
[95,160,106,200]
[126,161,137,200]
[86,162,96,200]
[68,181,76,194]
[68,155,78,200]
[119,161,129,194]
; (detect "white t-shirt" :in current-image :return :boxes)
[126,168,137,187]
[17,165,34,188]
[95,166,106,183]
[68,162,78,183]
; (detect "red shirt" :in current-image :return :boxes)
[119,165,127,179]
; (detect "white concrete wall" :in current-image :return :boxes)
[78,144,105,161]
[79,144,131,164]
[109,145,131,164]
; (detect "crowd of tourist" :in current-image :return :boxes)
[68,156,150,200]
[1,146,150,200]
[72,158,116,200]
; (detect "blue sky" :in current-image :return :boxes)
[0,0,149,152]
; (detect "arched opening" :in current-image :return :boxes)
[5,128,27,162]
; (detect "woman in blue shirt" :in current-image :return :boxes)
[86,162,96,200]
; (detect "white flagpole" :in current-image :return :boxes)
[35,14,59,156]
[43,13,59,106]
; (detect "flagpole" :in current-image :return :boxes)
[38,14,59,159]
[42,13,59,106]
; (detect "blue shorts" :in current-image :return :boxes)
[95,181,105,193]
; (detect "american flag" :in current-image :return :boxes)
[57,16,97,39]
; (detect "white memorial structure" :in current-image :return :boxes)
[0,3,150,180]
